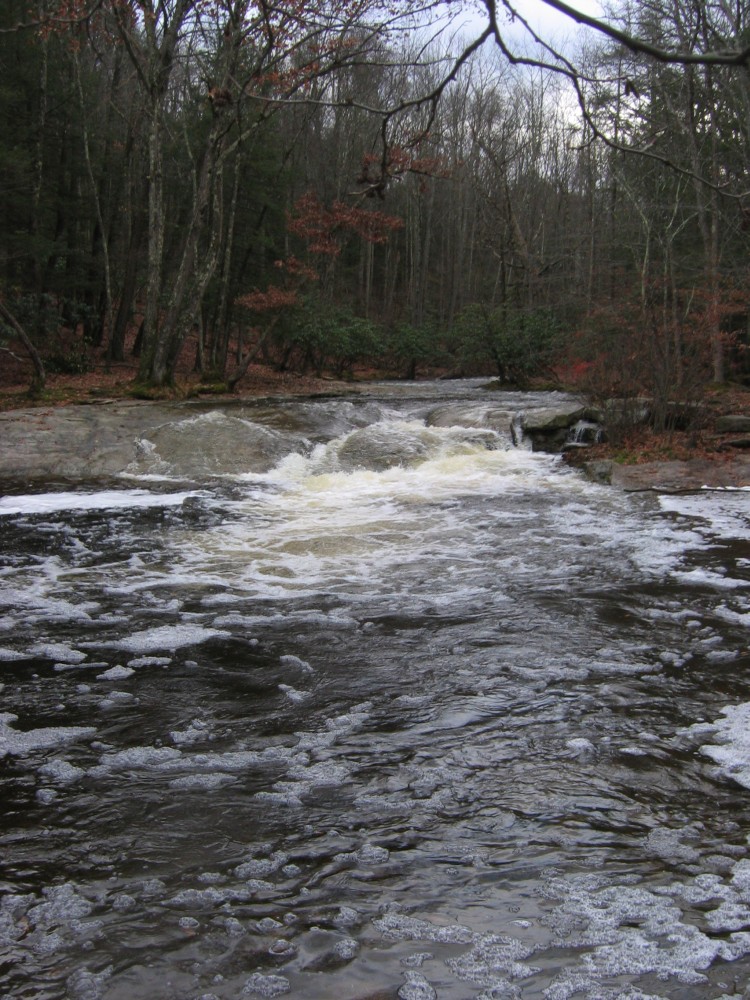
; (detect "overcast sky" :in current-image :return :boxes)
[447,0,606,51]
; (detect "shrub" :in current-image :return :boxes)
[387,322,444,378]
[451,304,562,386]
[45,346,91,375]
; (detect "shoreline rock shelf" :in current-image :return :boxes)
[0,396,747,491]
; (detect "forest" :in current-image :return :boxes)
[1,0,750,414]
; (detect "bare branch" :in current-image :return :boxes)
[510,0,750,65]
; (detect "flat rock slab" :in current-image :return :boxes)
[606,456,750,492]
[0,400,221,482]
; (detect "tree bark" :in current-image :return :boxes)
[0,301,46,394]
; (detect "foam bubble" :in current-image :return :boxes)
[446,931,538,984]
[0,489,197,516]
[235,852,288,879]
[0,647,31,661]
[96,665,134,681]
[66,965,113,1000]
[30,642,87,663]
[37,759,85,785]
[0,714,96,756]
[169,718,212,745]
[88,624,231,653]
[356,843,390,865]
[279,654,313,672]
[689,702,750,788]
[241,972,290,996]
[127,655,172,667]
[278,684,308,702]
[373,911,473,944]
[398,971,437,999]
[168,773,236,790]
[92,745,182,773]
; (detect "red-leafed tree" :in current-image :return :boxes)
[230,192,402,386]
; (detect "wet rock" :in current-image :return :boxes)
[609,456,750,491]
[521,403,586,432]
[520,403,588,452]
[581,459,614,485]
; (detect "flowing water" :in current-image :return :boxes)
[1,381,749,1000]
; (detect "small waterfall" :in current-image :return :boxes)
[510,412,533,450]
[565,418,604,447]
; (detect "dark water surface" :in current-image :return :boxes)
[1,382,749,1000]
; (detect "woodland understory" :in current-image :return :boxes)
[1,0,750,454]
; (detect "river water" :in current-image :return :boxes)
[1,382,749,1000]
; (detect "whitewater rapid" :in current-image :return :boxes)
[0,383,748,1000]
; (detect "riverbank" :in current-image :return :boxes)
[1,360,749,489]
[0,358,351,413]
[561,403,750,490]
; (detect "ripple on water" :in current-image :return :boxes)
[1,387,750,1000]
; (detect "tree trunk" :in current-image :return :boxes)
[0,301,46,394]
[138,100,167,383]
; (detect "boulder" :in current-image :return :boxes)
[581,459,614,484]
[716,414,750,434]
[521,403,586,431]
[520,402,588,452]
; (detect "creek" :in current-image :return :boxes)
[1,381,749,1000]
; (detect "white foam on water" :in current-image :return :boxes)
[713,604,750,628]
[279,653,313,672]
[169,718,213,745]
[241,972,290,996]
[168,772,237,790]
[672,567,749,589]
[91,745,183,772]
[0,489,198,516]
[160,442,709,612]
[398,971,437,999]
[66,966,112,1000]
[683,702,750,788]
[96,665,134,681]
[659,491,750,542]
[446,932,539,985]
[235,852,288,879]
[0,646,28,660]
[374,911,474,944]
[85,624,231,653]
[54,660,109,672]
[89,742,299,781]
[37,759,86,784]
[127,655,172,667]
[98,690,136,710]
[30,642,87,663]
[278,684,308,702]
[541,868,750,995]
[0,713,96,757]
